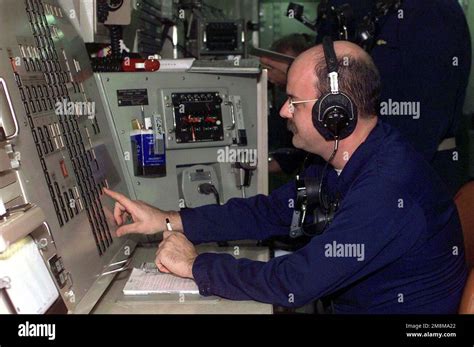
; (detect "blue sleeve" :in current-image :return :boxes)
[181,181,296,244]
[192,176,423,307]
[181,165,322,244]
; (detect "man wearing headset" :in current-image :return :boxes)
[104,40,467,313]
[263,0,471,196]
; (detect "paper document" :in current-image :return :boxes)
[123,265,199,295]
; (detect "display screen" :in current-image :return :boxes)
[172,92,224,143]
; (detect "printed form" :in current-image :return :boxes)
[123,263,199,295]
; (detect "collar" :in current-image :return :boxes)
[330,119,385,198]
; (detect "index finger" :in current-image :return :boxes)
[103,188,136,212]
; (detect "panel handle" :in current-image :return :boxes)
[0,78,19,140]
[224,100,236,130]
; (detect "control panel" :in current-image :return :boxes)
[95,69,268,211]
[0,0,132,313]
[172,92,224,144]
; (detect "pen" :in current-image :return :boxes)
[165,218,172,231]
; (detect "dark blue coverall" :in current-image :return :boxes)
[182,121,467,313]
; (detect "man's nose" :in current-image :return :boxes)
[280,99,292,119]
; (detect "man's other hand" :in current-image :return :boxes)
[155,231,198,279]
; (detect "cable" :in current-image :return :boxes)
[327,138,339,164]
[198,183,220,205]
[108,25,123,59]
[97,1,110,23]
[164,34,197,59]
[159,24,173,53]
[318,139,339,210]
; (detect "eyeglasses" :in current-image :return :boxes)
[288,97,319,114]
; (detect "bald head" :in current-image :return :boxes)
[289,40,381,118]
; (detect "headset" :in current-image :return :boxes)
[291,37,354,238]
[312,36,358,141]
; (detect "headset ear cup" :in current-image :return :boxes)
[324,105,350,137]
[312,93,358,140]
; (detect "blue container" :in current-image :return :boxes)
[131,130,166,177]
